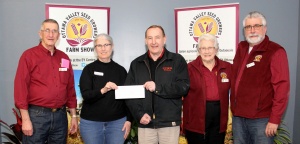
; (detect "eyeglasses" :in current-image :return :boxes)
[199,47,215,51]
[41,29,59,34]
[94,44,112,48]
[244,24,264,31]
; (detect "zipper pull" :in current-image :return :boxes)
[153,113,156,119]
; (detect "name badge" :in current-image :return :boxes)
[246,62,255,68]
[94,71,104,76]
[222,79,229,83]
[59,68,67,71]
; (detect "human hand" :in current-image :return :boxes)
[22,119,33,136]
[144,81,156,92]
[69,117,78,134]
[101,81,118,94]
[140,113,151,125]
[265,122,278,137]
[122,121,131,139]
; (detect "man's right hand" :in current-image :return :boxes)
[140,113,151,125]
[20,109,33,136]
[22,119,33,136]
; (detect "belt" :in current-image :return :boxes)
[206,100,220,105]
[29,105,65,112]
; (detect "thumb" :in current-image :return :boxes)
[122,125,125,131]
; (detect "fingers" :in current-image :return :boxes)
[123,125,130,139]
[23,129,33,136]
[22,121,33,136]
[265,123,278,137]
[102,82,118,94]
[124,129,130,139]
[69,120,78,134]
[143,81,155,92]
[265,128,277,137]
[140,114,151,125]
[70,126,78,134]
[105,82,118,90]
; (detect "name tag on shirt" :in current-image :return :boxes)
[61,58,70,69]
[59,68,68,71]
[246,62,255,68]
[222,79,229,83]
[94,71,104,76]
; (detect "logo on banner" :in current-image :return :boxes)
[60,12,99,51]
[189,12,223,43]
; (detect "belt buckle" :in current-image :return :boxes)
[52,108,57,112]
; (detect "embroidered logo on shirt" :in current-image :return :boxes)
[220,72,229,82]
[162,67,172,72]
[220,72,227,79]
[253,55,262,62]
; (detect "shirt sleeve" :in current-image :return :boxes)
[155,54,190,98]
[269,49,290,124]
[65,58,77,109]
[14,53,31,109]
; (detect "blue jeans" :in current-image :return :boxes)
[23,106,68,144]
[80,117,126,144]
[232,116,274,144]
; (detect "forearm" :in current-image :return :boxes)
[155,81,189,98]
[20,109,31,122]
[69,108,77,116]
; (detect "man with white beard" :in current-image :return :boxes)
[230,11,290,144]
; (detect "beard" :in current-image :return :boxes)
[246,34,265,45]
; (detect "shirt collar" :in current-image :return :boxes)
[38,42,56,55]
[148,48,165,60]
[200,56,218,67]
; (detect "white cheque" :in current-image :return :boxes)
[115,85,145,99]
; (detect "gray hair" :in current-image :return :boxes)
[242,11,267,27]
[40,19,59,31]
[198,34,219,49]
[94,33,114,46]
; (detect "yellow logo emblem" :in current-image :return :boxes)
[220,72,227,79]
[253,55,262,62]
[66,17,93,46]
[189,12,223,43]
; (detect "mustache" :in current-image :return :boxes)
[248,34,259,37]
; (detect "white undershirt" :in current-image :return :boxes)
[248,46,253,54]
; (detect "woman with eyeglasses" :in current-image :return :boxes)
[183,33,232,144]
[79,33,132,144]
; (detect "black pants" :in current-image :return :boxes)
[185,101,225,144]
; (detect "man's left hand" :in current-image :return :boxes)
[144,81,156,92]
[69,117,78,134]
[265,122,278,137]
